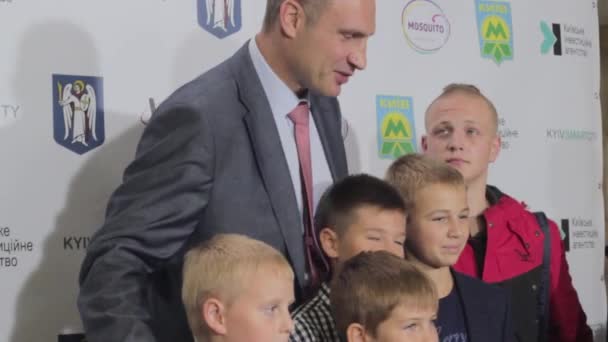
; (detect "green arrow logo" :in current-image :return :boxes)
[540,21,557,55]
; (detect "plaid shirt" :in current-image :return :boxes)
[289,283,340,342]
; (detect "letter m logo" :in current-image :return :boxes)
[486,21,507,40]
[384,118,409,139]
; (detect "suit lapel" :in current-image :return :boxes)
[452,270,488,342]
[231,43,307,289]
[309,95,348,181]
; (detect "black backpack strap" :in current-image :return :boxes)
[534,211,551,342]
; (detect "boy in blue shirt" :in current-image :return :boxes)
[386,154,513,342]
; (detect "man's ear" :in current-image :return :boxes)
[319,227,339,259]
[346,323,369,342]
[421,135,429,152]
[278,0,306,38]
[202,298,228,335]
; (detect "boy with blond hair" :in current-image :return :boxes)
[290,174,407,342]
[331,250,439,342]
[386,153,513,341]
[182,234,295,342]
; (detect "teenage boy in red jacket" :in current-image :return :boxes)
[422,83,592,342]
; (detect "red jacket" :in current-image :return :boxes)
[453,186,592,342]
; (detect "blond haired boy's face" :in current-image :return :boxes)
[405,183,469,268]
[422,92,500,186]
[364,304,439,342]
[324,206,406,265]
[220,266,294,342]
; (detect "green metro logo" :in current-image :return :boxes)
[476,1,514,65]
[482,20,512,64]
[376,95,418,159]
[381,118,415,158]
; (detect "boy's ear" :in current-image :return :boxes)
[319,227,339,259]
[202,297,228,335]
[489,135,501,163]
[346,323,369,342]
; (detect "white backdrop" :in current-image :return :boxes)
[0,0,605,341]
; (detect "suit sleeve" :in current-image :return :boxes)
[547,219,593,342]
[77,103,215,342]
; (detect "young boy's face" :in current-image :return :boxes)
[221,265,294,342]
[365,304,439,342]
[422,92,500,186]
[405,183,469,268]
[325,206,406,265]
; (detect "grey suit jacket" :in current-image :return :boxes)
[77,42,348,342]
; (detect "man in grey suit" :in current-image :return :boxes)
[77,0,376,341]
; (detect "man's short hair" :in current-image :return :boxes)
[426,83,499,133]
[181,234,293,340]
[385,153,465,211]
[314,174,406,237]
[263,0,331,30]
[330,250,437,340]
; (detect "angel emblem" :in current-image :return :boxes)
[205,0,235,31]
[57,80,97,146]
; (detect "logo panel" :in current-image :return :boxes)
[540,21,591,57]
[402,0,450,53]
[376,95,417,159]
[476,1,514,64]
[540,21,561,55]
[197,0,242,38]
[52,74,105,155]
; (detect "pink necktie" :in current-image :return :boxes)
[288,101,325,288]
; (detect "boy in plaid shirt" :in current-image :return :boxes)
[289,174,407,342]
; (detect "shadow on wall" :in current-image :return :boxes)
[9,22,244,342]
[9,20,144,342]
[170,28,248,88]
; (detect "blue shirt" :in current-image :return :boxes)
[437,286,469,342]
[248,38,333,232]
